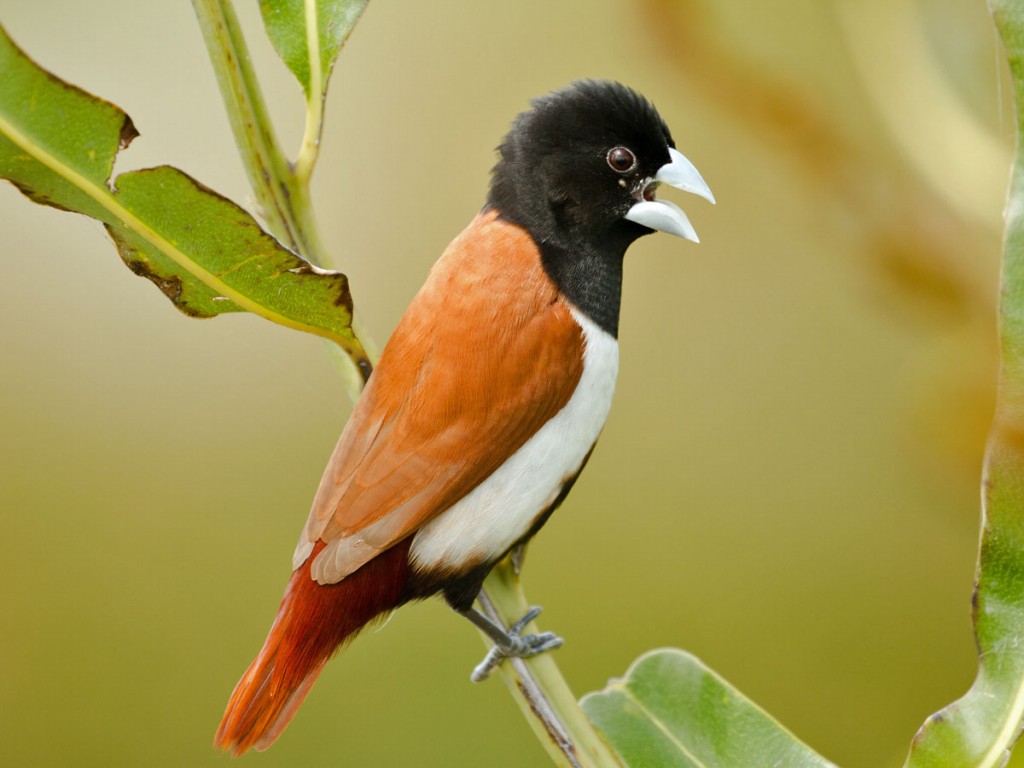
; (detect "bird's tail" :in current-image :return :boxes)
[214,540,411,755]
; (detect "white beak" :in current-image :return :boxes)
[624,147,714,242]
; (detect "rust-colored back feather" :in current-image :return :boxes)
[214,539,411,755]
[297,211,585,584]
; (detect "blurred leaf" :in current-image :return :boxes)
[260,0,368,100]
[581,649,836,768]
[901,3,1024,766]
[0,22,360,348]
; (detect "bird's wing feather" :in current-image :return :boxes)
[296,211,586,584]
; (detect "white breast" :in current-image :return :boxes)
[409,308,619,574]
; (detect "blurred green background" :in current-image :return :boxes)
[0,0,1013,765]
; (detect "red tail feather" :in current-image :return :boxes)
[214,540,411,755]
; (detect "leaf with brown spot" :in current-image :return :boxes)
[0,22,361,352]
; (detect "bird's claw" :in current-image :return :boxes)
[470,606,564,682]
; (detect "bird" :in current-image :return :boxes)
[214,79,714,755]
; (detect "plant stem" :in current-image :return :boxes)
[191,0,303,255]
[191,0,372,394]
[478,560,622,768]
[293,0,324,188]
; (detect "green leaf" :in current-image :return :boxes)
[0,24,137,221]
[0,22,362,353]
[260,0,368,100]
[581,649,835,768]
[107,167,354,325]
[901,3,1024,766]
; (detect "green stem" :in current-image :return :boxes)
[293,0,324,188]
[191,0,372,393]
[478,560,622,768]
[191,0,303,254]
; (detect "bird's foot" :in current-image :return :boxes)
[470,606,564,682]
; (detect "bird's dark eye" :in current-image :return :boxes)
[606,146,637,174]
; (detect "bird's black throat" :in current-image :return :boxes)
[486,196,644,339]
[534,235,625,338]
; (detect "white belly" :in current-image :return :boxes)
[409,308,619,573]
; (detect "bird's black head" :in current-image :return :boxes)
[487,80,713,336]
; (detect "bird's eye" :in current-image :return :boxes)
[606,146,637,174]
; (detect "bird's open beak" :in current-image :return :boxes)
[624,147,714,243]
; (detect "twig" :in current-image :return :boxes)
[477,560,622,768]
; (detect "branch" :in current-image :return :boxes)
[191,0,372,393]
[477,559,622,768]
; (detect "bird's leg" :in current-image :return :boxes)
[459,605,564,682]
